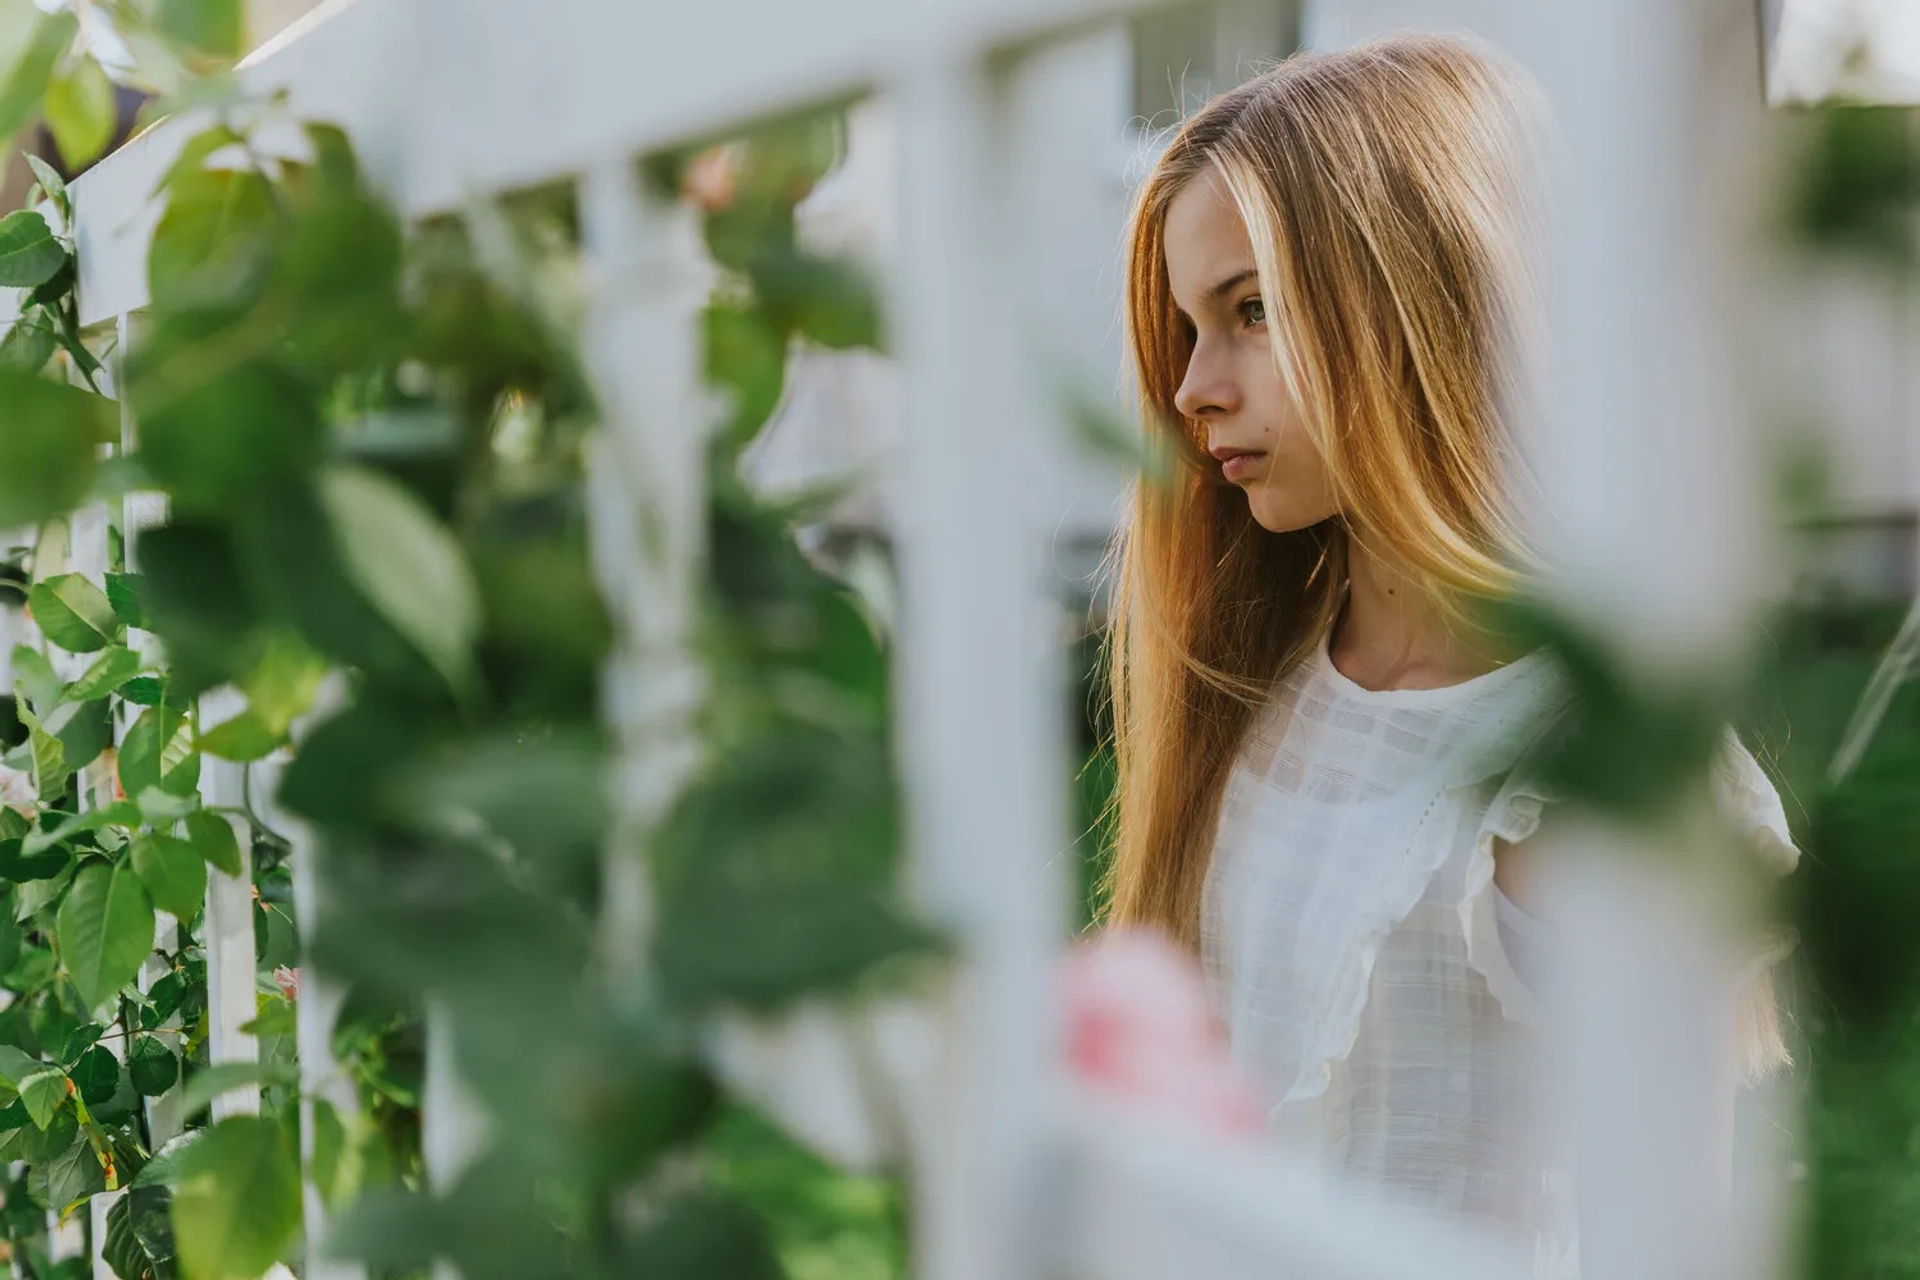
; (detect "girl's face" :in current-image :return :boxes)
[1164,173,1340,534]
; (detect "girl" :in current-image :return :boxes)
[1100,31,1796,1268]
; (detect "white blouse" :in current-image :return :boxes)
[1200,629,1798,1268]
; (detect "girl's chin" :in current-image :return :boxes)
[1244,492,1336,535]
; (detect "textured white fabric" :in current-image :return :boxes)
[1200,628,1798,1269]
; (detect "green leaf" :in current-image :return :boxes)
[0,840,72,882]
[105,1190,154,1280]
[0,209,65,288]
[238,1001,294,1038]
[63,646,142,703]
[237,631,325,735]
[143,971,186,1027]
[29,574,126,653]
[106,573,147,629]
[182,811,240,878]
[57,860,155,1011]
[23,800,138,854]
[177,1062,295,1120]
[120,703,199,798]
[70,1044,117,1106]
[0,11,77,143]
[121,676,165,706]
[44,54,115,171]
[16,1059,69,1130]
[195,709,282,762]
[134,1129,204,1189]
[128,1034,178,1097]
[135,787,197,823]
[16,701,65,802]
[156,0,242,60]
[49,696,111,774]
[0,371,114,527]
[130,835,205,920]
[26,153,70,225]
[318,464,480,693]
[130,1182,177,1266]
[0,310,56,372]
[169,1116,300,1280]
[45,1125,105,1212]
[10,644,60,713]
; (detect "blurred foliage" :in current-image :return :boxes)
[0,14,917,1276]
[1786,106,1920,267]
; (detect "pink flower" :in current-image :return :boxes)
[1060,928,1265,1139]
[273,966,301,1002]
[682,144,742,213]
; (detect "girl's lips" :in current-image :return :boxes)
[1219,452,1263,482]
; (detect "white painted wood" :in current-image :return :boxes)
[1058,1090,1532,1280]
[889,53,1070,1280]
[1524,4,1769,1280]
[89,1189,124,1280]
[0,0,1161,329]
[577,160,713,982]
[257,673,365,1280]
[198,689,260,1120]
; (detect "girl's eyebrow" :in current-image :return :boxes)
[1208,268,1259,300]
[1174,268,1261,323]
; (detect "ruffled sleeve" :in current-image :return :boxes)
[1461,726,1801,1026]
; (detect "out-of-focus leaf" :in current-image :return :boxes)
[144,140,273,308]
[43,54,115,171]
[57,860,155,1011]
[0,11,77,143]
[0,370,116,527]
[0,210,63,287]
[317,464,480,694]
[176,1062,295,1120]
[0,310,56,372]
[130,835,205,920]
[168,1116,300,1280]
[195,708,281,762]
[237,630,325,734]
[30,574,125,653]
[156,0,243,60]
[135,359,320,515]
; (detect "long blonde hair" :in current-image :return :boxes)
[1102,34,1546,945]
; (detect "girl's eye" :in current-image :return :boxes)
[1239,297,1267,327]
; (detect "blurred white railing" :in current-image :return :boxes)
[0,0,1778,1278]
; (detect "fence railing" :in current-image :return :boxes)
[0,1,1781,1277]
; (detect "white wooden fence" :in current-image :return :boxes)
[2,0,1789,1277]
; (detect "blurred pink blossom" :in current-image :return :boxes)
[274,966,301,1002]
[682,144,742,213]
[1060,928,1265,1139]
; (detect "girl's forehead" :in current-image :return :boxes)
[1164,176,1255,303]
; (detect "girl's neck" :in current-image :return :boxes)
[1329,533,1498,692]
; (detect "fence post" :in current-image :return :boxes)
[1525,2,1773,1278]
[890,50,1071,1280]
[197,691,260,1120]
[576,157,712,984]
